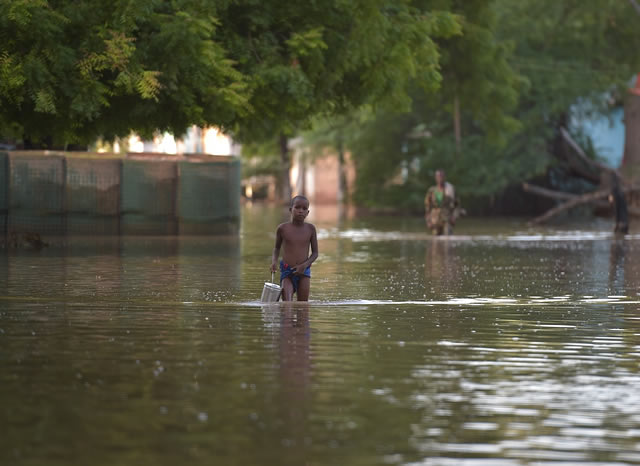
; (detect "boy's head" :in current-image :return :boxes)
[289,195,310,222]
[290,195,309,207]
[435,169,446,187]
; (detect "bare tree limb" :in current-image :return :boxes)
[524,182,640,198]
[523,182,612,210]
[529,189,610,224]
[560,127,618,177]
[523,182,609,212]
[524,183,640,224]
[629,0,640,15]
[522,182,577,201]
[525,126,640,225]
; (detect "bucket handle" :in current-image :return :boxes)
[271,271,281,301]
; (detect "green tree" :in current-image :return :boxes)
[221,0,460,201]
[0,0,461,205]
[494,0,640,187]
[334,0,525,210]
[334,0,640,213]
[0,0,248,146]
[0,0,250,148]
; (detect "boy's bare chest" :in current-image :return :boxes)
[282,225,311,245]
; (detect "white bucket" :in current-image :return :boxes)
[261,272,281,302]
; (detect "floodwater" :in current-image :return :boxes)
[2,204,640,465]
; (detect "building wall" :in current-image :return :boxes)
[291,149,356,205]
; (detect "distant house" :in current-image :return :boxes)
[289,140,356,205]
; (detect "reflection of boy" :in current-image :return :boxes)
[270,196,319,301]
[425,169,457,235]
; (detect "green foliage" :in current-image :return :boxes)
[0,0,461,149]
[0,0,249,146]
[240,139,281,179]
[0,51,26,102]
[320,0,640,210]
[224,0,461,143]
[303,0,526,209]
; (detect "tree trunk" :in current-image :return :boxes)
[337,133,347,203]
[279,133,292,203]
[298,150,306,198]
[621,79,640,209]
[453,94,461,155]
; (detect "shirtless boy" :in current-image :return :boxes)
[270,195,319,301]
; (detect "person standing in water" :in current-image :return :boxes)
[271,195,319,301]
[424,169,458,235]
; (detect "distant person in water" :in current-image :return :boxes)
[424,169,459,235]
[271,195,319,301]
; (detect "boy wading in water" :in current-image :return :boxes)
[271,196,319,301]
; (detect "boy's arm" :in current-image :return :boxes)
[271,226,283,273]
[295,225,319,274]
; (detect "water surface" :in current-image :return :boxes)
[2,206,640,465]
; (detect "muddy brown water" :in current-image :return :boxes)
[2,205,640,465]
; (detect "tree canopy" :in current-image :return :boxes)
[222,0,460,142]
[0,0,460,148]
[303,0,640,211]
[0,0,252,146]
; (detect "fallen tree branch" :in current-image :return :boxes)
[523,127,640,226]
[557,127,620,184]
[529,189,610,225]
[522,182,577,201]
[560,127,617,175]
[524,182,640,199]
[523,182,611,211]
[523,182,640,223]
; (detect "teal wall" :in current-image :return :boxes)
[571,107,625,168]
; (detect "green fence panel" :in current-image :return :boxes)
[0,152,7,235]
[66,158,121,234]
[8,154,66,234]
[228,158,241,219]
[121,160,177,235]
[178,158,241,234]
[2,153,241,238]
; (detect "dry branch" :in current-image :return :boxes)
[523,182,640,224]
[522,182,577,201]
[559,127,617,176]
[523,127,640,225]
[557,127,619,184]
[529,189,610,225]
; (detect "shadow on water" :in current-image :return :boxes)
[4,207,640,465]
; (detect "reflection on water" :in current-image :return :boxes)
[3,208,640,465]
[264,303,312,460]
[426,239,460,297]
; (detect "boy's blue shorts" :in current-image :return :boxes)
[280,260,311,292]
